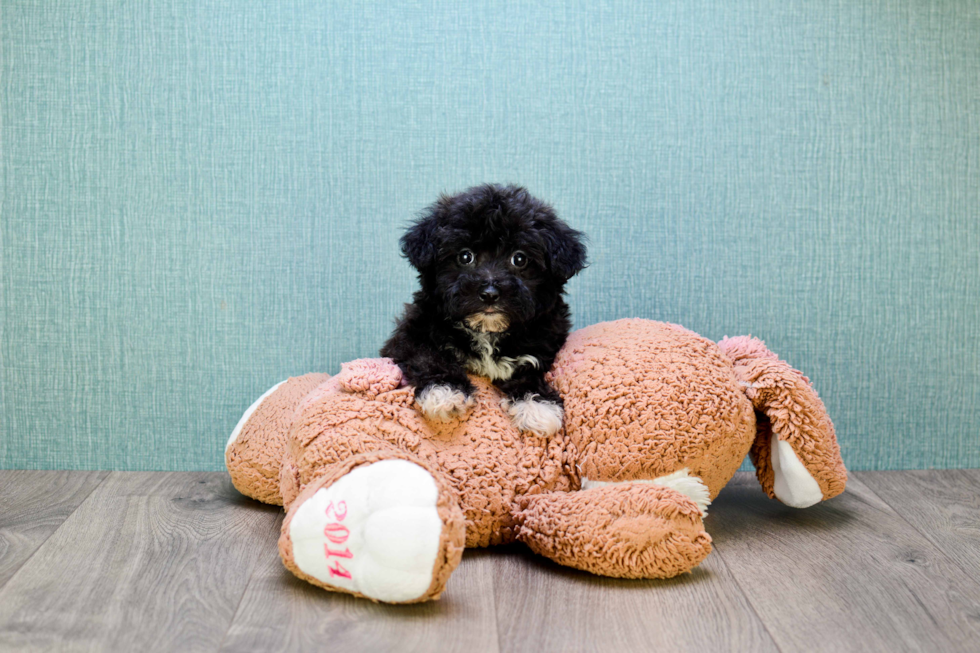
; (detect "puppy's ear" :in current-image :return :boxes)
[542,220,588,282]
[400,213,440,272]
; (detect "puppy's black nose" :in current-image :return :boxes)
[480,285,500,305]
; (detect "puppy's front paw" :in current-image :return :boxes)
[502,394,564,437]
[416,384,475,422]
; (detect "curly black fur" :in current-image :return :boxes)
[381,183,587,412]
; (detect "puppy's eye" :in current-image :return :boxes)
[457,250,475,266]
[511,251,528,268]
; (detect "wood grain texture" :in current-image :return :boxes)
[0,472,281,653]
[3,470,980,652]
[491,543,777,653]
[858,470,980,585]
[0,471,109,589]
[709,472,980,653]
[220,546,501,653]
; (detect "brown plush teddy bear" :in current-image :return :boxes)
[225,319,846,604]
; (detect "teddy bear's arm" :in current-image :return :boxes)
[514,484,712,579]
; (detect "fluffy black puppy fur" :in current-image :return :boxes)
[380,184,587,436]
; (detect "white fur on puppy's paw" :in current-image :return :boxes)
[502,394,564,437]
[416,384,474,421]
[288,460,444,603]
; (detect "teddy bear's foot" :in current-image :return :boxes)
[515,483,712,579]
[225,373,331,506]
[769,433,824,508]
[279,458,465,603]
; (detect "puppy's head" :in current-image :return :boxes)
[401,184,587,332]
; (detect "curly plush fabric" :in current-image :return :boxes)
[551,320,756,498]
[515,483,712,578]
[226,373,329,505]
[226,319,848,602]
[284,363,576,548]
[718,335,847,501]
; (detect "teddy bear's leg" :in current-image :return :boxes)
[278,451,466,604]
[225,373,331,505]
[718,336,847,508]
[514,483,712,579]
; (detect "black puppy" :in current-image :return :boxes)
[381,184,587,436]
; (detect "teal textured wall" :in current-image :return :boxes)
[2,1,978,471]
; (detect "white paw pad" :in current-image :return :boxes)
[503,395,564,436]
[416,384,474,421]
[289,460,444,603]
[771,435,823,508]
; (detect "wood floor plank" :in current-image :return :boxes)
[0,471,109,589]
[4,469,976,652]
[858,470,980,585]
[220,541,499,653]
[709,472,980,653]
[0,472,281,653]
[492,542,778,653]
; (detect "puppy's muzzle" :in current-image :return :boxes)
[479,283,500,306]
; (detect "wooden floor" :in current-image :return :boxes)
[0,471,978,652]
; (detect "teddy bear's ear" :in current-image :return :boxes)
[400,204,444,272]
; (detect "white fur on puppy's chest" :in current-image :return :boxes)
[462,329,539,382]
